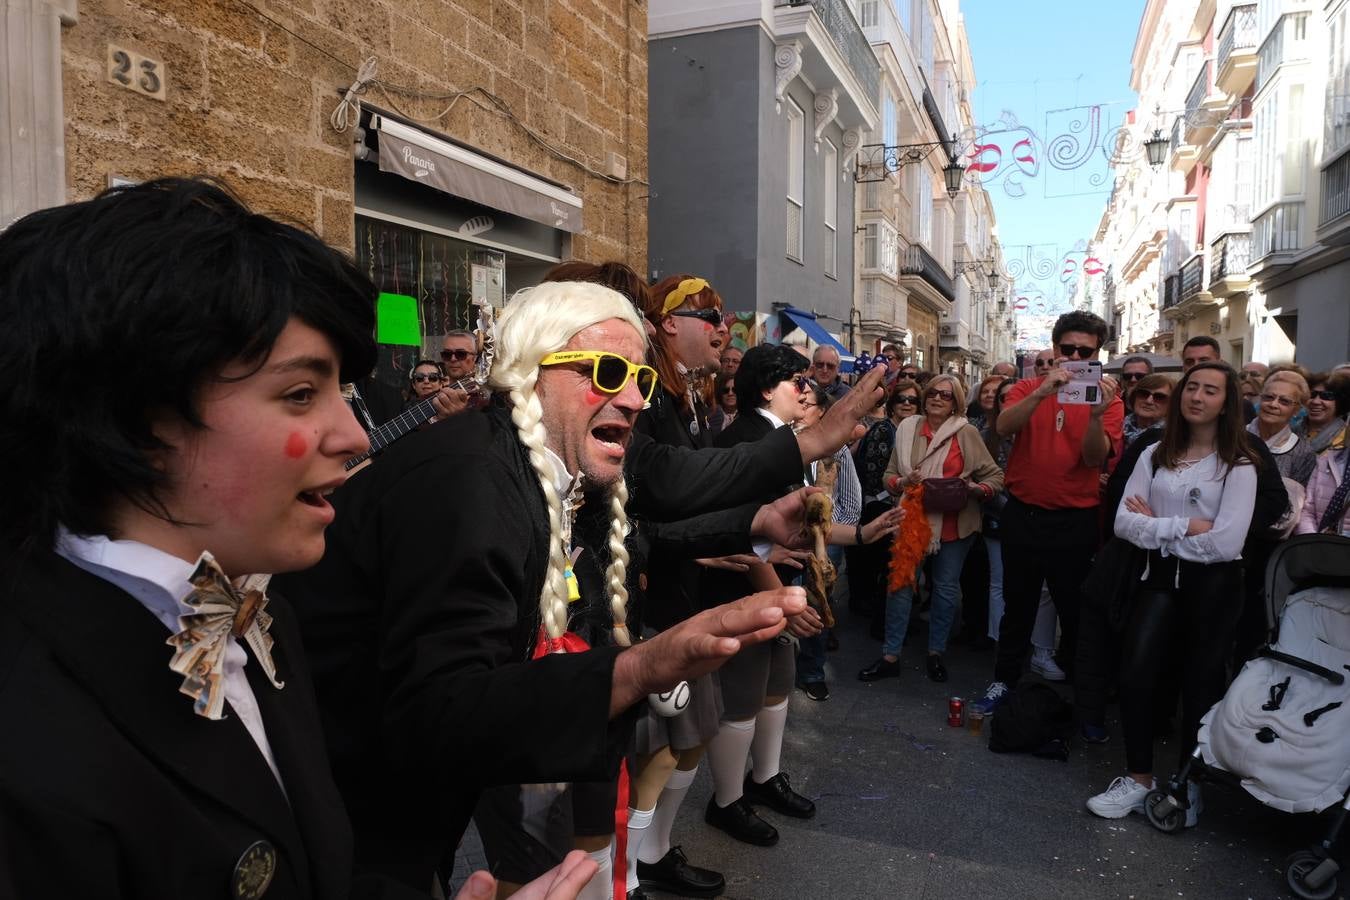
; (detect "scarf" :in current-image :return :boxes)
[893,414,967,554]
[1306,417,1348,455]
[1248,420,1298,455]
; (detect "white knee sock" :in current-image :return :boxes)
[638,766,695,865]
[707,719,756,807]
[577,839,615,900]
[750,699,789,783]
[625,806,653,893]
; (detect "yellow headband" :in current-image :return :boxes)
[660,278,710,315]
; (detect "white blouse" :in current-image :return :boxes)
[1114,443,1258,564]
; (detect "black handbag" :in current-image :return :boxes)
[1082,537,1146,630]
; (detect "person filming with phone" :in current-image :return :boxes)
[968,311,1124,718]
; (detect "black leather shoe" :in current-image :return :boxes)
[743,772,816,819]
[627,889,650,900]
[925,654,948,683]
[704,796,778,846]
[858,657,900,682]
[636,846,725,897]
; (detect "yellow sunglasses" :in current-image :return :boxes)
[539,350,659,402]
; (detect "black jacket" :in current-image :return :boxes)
[0,549,418,900]
[274,404,804,888]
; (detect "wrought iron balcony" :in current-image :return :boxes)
[1162,272,1181,309]
[1321,148,1350,228]
[774,0,880,108]
[1180,254,1205,300]
[1217,4,1258,93]
[1185,60,1212,122]
[899,243,955,302]
[1210,232,1251,283]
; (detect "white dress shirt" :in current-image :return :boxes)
[55,528,286,792]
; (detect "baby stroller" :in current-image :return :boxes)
[1142,534,1350,899]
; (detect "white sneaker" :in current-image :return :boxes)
[1184,782,1203,828]
[1086,776,1154,819]
[1030,648,1066,681]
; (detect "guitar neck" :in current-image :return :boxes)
[345,377,476,470]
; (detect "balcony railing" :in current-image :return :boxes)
[1185,60,1213,120]
[899,243,955,302]
[1162,273,1181,309]
[774,0,880,106]
[1180,254,1205,299]
[1321,149,1350,226]
[1252,202,1303,259]
[1210,232,1251,283]
[1217,5,1258,76]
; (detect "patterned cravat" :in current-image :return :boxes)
[166,553,284,720]
[1318,449,1350,534]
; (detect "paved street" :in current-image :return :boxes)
[650,611,1341,900]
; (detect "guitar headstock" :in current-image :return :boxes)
[472,298,497,387]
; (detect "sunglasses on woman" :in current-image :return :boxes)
[668,308,724,326]
[1261,392,1298,408]
[1136,390,1169,404]
[927,389,955,401]
[411,372,444,384]
[1309,389,1337,401]
[894,395,919,405]
[792,375,812,393]
[539,350,659,402]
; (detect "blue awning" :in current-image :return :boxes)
[779,307,856,372]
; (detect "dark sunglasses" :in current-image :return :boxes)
[1136,390,1170,404]
[440,348,476,362]
[928,389,955,401]
[1034,358,1053,368]
[894,395,919,405]
[720,385,735,395]
[1059,344,1097,359]
[815,361,838,370]
[1121,371,1147,382]
[900,369,919,377]
[792,375,812,393]
[1310,389,1338,401]
[411,372,444,383]
[669,308,723,326]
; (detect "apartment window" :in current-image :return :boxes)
[860,0,878,27]
[915,169,933,248]
[1330,6,1350,155]
[823,138,838,278]
[918,0,934,75]
[786,98,805,262]
[884,94,898,149]
[895,0,912,35]
[864,180,880,210]
[863,223,878,268]
[1283,83,1305,196]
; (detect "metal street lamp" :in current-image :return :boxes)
[986,269,1000,290]
[1143,129,1168,168]
[943,157,966,197]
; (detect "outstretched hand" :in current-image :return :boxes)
[609,587,808,717]
[750,486,822,549]
[795,366,887,463]
[456,850,598,900]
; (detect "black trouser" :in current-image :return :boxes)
[959,534,990,639]
[1118,554,1242,774]
[1073,568,1119,728]
[993,496,1100,686]
[847,500,893,620]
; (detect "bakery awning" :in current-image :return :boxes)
[370,113,584,233]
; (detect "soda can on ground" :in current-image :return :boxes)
[947,697,964,727]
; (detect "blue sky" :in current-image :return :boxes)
[960,0,1145,338]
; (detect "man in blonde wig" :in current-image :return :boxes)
[280,280,892,892]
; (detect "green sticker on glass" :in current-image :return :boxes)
[375,292,421,346]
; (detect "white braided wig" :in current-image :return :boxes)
[488,281,646,648]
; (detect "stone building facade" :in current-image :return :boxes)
[6,0,647,269]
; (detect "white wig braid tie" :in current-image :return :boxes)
[509,380,570,643]
[606,479,633,647]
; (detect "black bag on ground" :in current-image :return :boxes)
[988,683,1073,760]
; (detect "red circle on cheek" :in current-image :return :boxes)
[284,432,308,459]
[584,387,608,406]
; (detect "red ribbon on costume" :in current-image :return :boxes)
[531,627,633,897]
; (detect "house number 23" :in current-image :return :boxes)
[107,45,167,101]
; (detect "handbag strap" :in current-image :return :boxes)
[1318,450,1350,533]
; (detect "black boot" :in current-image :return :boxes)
[858,657,901,682]
[704,796,779,846]
[636,846,725,897]
[743,772,816,819]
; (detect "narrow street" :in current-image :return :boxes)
[651,613,1335,900]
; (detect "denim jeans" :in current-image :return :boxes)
[796,545,843,684]
[882,534,975,658]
